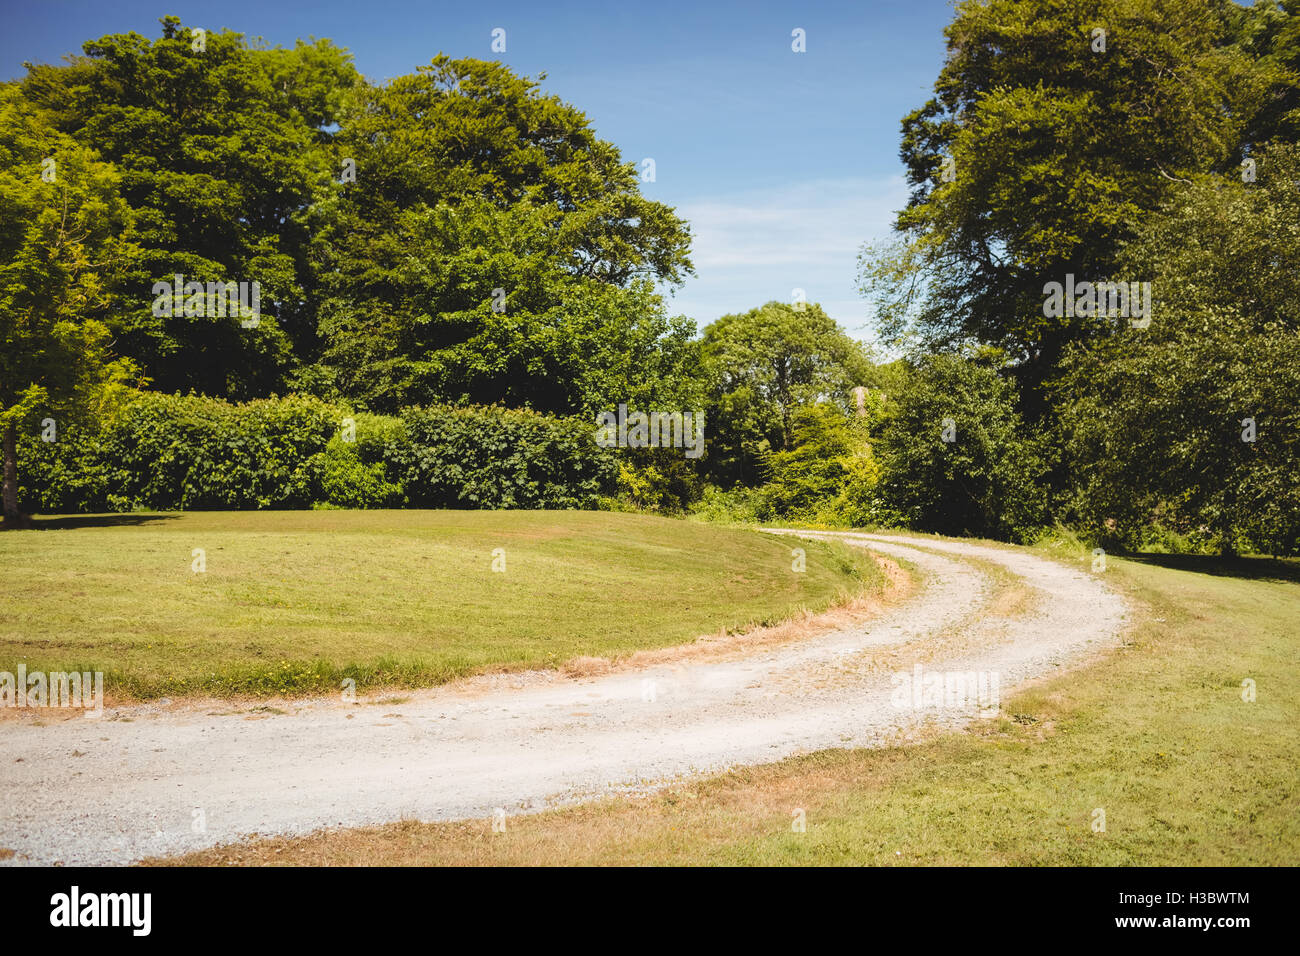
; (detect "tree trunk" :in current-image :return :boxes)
[2,422,19,525]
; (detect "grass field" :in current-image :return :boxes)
[162,543,1300,866]
[0,510,880,698]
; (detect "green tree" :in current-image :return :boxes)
[759,403,883,527]
[860,0,1287,403]
[0,86,139,524]
[699,302,873,487]
[877,355,1048,540]
[314,197,699,414]
[20,17,359,397]
[1239,0,1300,145]
[310,56,695,413]
[1057,144,1300,555]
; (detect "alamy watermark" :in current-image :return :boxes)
[151,274,261,327]
[1,666,103,717]
[890,664,1000,718]
[1043,274,1151,328]
[50,886,150,936]
[595,404,704,458]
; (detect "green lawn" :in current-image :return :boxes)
[165,543,1299,866]
[0,510,878,698]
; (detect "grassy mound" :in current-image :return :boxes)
[0,510,880,698]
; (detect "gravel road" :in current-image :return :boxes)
[0,531,1128,865]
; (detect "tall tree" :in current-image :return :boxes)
[699,302,873,487]
[877,354,1048,540]
[20,17,358,398]
[309,56,695,413]
[860,0,1286,404]
[1239,0,1300,145]
[314,196,698,414]
[0,86,139,524]
[1057,144,1300,555]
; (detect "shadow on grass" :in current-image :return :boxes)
[1123,551,1300,585]
[15,513,181,531]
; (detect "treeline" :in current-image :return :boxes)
[855,0,1300,556]
[4,6,1300,555]
[1,16,700,522]
[2,17,695,410]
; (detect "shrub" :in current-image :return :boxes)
[389,404,616,509]
[321,413,407,508]
[876,355,1048,542]
[18,392,338,511]
[607,447,703,514]
[17,392,616,512]
[688,485,766,525]
[757,403,884,527]
[16,420,104,513]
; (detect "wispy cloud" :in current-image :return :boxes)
[666,176,908,332]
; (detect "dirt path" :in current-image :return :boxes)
[0,532,1128,865]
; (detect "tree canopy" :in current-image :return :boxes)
[19,16,358,397]
[1057,142,1300,554]
[12,20,695,411]
[312,55,695,414]
[698,301,873,487]
[859,0,1298,399]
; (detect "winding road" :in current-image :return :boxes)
[0,531,1128,865]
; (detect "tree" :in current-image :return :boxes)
[0,86,139,524]
[759,403,883,526]
[877,355,1048,540]
[1057,144,1300,555]
[309,56,695,413]
[20,17,359,397]
[314,196,699,415]
[699,302,873,487]
[1239,0,1300,146]
[16,31,695,412]
[860,0,1286,406]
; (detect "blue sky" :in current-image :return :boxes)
[1,0,956,337]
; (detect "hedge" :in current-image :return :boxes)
[17,392,617,512]
[392,405,616,509]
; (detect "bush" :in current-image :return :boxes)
[321,413,407,508]
[18,392,337,511]
[17,392,618,512]
[876,355,1048,541]
[606,447,703,514]
[16,420,104,513]
[757,403,885,527]
[688,485,766,524]
[389,404,616,509]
